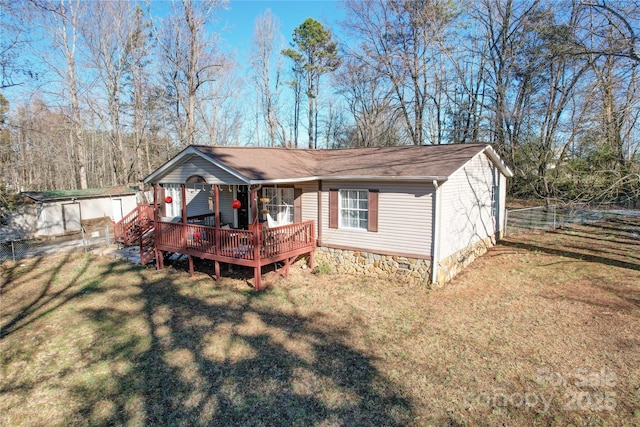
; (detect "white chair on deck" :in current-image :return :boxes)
[266,204,291,228]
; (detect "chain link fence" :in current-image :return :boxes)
[505,204,640,236]
[0,223,114,262]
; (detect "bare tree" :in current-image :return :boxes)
[29,0,89,189]
[341,0,457,145]
[198,56,245,146]
[128,6,153,179]
[0,0,32,89]
[155,0,226,147]
[286,68,303,148]
[83,1,138,185]
[334,56,405,146]
[250,9,285,147]
[573,1,640,63]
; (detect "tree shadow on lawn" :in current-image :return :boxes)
[0,254,101,339]
[501,235,640,272]
[501,221,640,310]
[72,268,413,426]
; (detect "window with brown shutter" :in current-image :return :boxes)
[294,188,302,223]
[331,188,379,232]
[329,189,338,229]
[368,189,379,232]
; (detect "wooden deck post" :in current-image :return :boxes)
[214,184,220,254]
[251,186,261,290]
[153,184,162,270]
[309,222,315,269]
[188,255,194,276]
[181,183,187,248]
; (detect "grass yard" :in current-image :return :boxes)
[1,217,639,426]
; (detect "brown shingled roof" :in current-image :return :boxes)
[314,144,492,178]
[193,146,317,180]
[191,143,499,181]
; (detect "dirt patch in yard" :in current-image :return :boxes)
[1,217,639,426]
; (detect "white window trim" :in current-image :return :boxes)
[338,189,369,231]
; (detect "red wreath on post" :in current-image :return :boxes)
[164,196,173,204]
[231,199,241,209]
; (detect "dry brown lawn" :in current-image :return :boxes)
[1,217,639,426]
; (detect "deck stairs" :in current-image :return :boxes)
[114,205,156,265]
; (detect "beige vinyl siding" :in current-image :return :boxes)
[160,184,235,225]
[320,180,433,257]
[159,155,246,185]
[438,152,500,261]
[296,181,318,236]
[185,185,235,224]
[219,189,235,225]
[184,186,211,217]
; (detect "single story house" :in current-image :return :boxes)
[2,187,139,241]
[140,143,513,287]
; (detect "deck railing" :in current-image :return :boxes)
[114,204,153,246]
[261,221,315,258]
[155,220,315,262]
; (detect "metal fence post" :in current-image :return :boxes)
[11,241,16,262]
[504,209,509,236]
[105,225,110,246]
[81,227,87,253]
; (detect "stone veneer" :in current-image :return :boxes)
[315,234,499,288]
[435,235,496,285]
[314,247,432,285]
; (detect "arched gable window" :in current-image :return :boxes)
[186,175,206,184]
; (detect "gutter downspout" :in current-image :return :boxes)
[431,179,442,285]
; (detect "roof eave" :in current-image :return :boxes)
[483,145,514,177]
[249,175,449,184]
[21,191,136,203]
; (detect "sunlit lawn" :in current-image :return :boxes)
[1,217,639,426]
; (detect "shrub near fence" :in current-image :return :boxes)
[505,204,640,236]
[0,223,114,262]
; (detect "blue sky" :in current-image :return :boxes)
[217,0,346,58]
[2,0,349,147]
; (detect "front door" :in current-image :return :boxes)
[236,185,249,229]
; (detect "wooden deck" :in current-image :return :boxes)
[154,220,316,290]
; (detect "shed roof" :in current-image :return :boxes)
[21,186,138,203]
[145,144,513,184]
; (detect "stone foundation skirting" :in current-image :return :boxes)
[314,247,432,284]
[435,235,496,285]
[315,235,498,288]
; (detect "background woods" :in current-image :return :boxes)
[0,0,639,205]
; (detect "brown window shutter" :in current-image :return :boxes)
[368,190,379,232]
[329,189,338,229]
[294,188,302,223]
